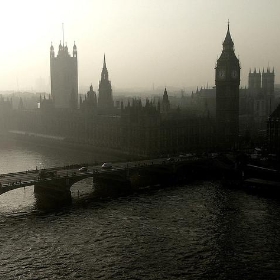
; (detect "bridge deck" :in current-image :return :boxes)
[0,155,214,195]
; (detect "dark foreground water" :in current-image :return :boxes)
[0,140,280,279]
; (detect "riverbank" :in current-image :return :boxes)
[4,131,143,163]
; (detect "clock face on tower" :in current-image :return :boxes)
[231,70,238,79]
[217,69,225,80]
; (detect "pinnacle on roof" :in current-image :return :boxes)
[223,21,234,49]
[103,53,107,69]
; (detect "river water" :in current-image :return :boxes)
[0,139,280,279]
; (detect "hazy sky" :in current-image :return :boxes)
[0,0,279,92]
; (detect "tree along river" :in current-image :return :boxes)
[0,139,280,279]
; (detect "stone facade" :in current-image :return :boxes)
[11,88,215,157]
[50,42,78,109]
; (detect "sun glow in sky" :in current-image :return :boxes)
[0,0,279,93]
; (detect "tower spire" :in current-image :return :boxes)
[98,54,113,112]
[103,53,106,69]
[222,20,234,51]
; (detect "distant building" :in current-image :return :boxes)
[98,55,114,114]
[248,68,275,119]
[50,41,78,109]
[238,68,275,144]
[40,94,54,112]
[267,104,280,155]
[194,87,216,118]
[215,23,240,149]
[12,87,215,156]
[7,24,257,156]
[161,87,171,113]
[119,88,214,156]
[80,85,97,113]
[0,95,13,132]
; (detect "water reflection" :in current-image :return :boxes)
[2,140,280,279]
[0,139,119,213]
[0,186,35,214]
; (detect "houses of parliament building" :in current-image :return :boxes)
[0,24,263,157]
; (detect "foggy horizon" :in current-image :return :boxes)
[0,0,279,93]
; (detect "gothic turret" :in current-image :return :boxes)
[50,42,54,58]
[162,87,170,113]
[248,68,261,90]
[101,54,108,80]
[262,67,275,94]
[73,41,77,58]
[80,85,97,112]
[98,54,113,114]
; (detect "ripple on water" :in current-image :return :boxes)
[1,179,280,279]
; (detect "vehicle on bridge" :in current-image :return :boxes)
[78,166,88,172]
[101,162,112,169]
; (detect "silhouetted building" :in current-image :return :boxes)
[248,67,275,117]
[0,95,13,132]
[40,94,54,111]
[98,55,114,114]
[8,25,244,156]
[80,85,97,113]
[238,68,275,144]
[248,68,261,90]
[0,95,12,112]
[267,104,280,155]
[50,41,78,109]
[261,68,275,115]
[120,92,214,156]
[262,68,275,99]
[215,23,240,149]
[12,87,215,156]
[194,87,216,118]
[161,87,170,113]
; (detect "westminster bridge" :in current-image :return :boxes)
[0,155,241,207]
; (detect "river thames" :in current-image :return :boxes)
[0,139,280,279]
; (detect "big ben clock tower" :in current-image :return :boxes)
[215,22,240,149]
